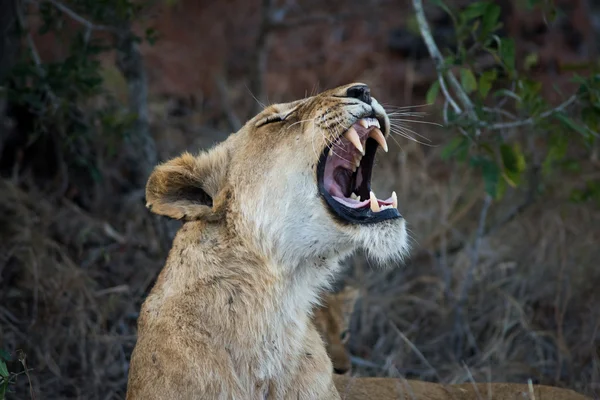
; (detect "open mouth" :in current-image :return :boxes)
[317,117,402,224]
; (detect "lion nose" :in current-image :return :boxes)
[346,85,371,105]
[334,366,350,375]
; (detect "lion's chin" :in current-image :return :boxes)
[352,219,409,266]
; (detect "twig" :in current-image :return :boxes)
[349,356,384,370]
[389,321,442,382]
[462,362,483,400]
[458,194,492,306]
[483,95,578,130]
[452,194,492,357]
[17,350,35,400]
[269,12,367,30]
[412,0,476,121]
[31,0,119,33]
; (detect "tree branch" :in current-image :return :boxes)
[115,22,156,188]
[412,0,475,120]
[483,95,578,130]
[31,0,120,33]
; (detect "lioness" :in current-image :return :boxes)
[312,286,360,375]
[126,83,408,399]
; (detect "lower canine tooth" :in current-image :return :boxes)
[392,191,398,208]
[369,191,380,212]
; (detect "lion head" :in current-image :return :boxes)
[145,83,408,268]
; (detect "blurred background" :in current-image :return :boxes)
[1,0,599,398]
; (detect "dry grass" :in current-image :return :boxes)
[342,131,600,399]
[0,103,599,400]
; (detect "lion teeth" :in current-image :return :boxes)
[392,191,397,208]
[369,128,388,153]
[350,193,359,200]
[358,118,381,129]
[369,191,380,212]
[345,127,364,154]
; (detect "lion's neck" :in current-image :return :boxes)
[159,220,344,376]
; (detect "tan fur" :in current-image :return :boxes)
[126,83,408,399]
[312,286,360,375]
[334,376,591,399]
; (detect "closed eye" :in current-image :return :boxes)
[255,109,295,128]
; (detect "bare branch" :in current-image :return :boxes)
[115,22,156,188]
[484,95,578,130]
[30,0,119,33]
[269,12,366,30]
[412,0,476,120]
[458,193,492,307]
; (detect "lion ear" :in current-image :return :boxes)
[145,144,231,220]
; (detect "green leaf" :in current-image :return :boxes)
[462,1,491,20]
[500,38,516,73]
[481,3,501,35]
[471,156,501,198]
[554,112,590,138]
[524,52,539,71]
[429,0,455,21]
[542,133,568,175]
[0,380,7,400]
[0,361,8,379]
[441,136,470,161]
[426,80,440,105]
[496,174,507,200]
[478,69,497,98]
[460,68,478,94]
[500,143,526,186]
[500,143,526,174]
[0,351,9,363]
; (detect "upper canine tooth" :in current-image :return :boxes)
[345,127,364,154]
[369,128,388,153]
[358,119,369,129]
[369,191,380,212]
[392,191,398,208]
